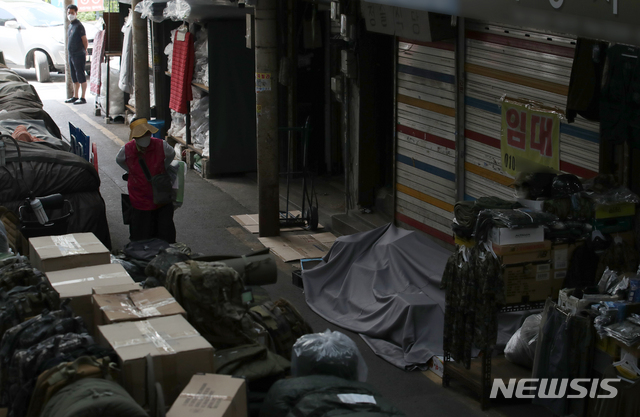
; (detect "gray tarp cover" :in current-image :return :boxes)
[303,224,450,370]
[303,223,530,370]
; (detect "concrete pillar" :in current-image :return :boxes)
[64,0,73,99]
[256,0,280,237]
[131,0,150,119]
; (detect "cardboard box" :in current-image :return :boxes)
[93,283,142,295]
[500,247,551,266]
[503,261,563,304]
[46,263,136,330]
[427,356,444,378]
[595,202,636,219]
[490,226,545,246]
[492,240,552,256]
[93,287,186,329]
[99,315,215,406]
[167,374,247,417]
[550,240,584,271]
[29,233,110,272]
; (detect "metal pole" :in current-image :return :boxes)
[287,0,297,184]
[131,0,150,119]
[63,0,73,99]
[256,0,280,237]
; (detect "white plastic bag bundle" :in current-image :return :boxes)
[291,329,368,382]
[193,27,208,86]
[190,96,209,147]
[134,0,165,23]
[163,0,190,21]
[100,63,124,115]
[167,110,186,139]
[504,314,542,369]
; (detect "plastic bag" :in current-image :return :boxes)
[193,27,208,86]
[599,268,621,295]
[291,329,368,382]
[583,175,640,204]
[134,0,166,23]
[163,0,190,21]
[167,110,186,138]
[604,321,640,346]
[100,63,124,115]
[504,314,541,369]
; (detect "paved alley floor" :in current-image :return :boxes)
[22,69,554,417]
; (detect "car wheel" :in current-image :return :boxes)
[34,51,51,83]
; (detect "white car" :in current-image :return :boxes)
[0,0,97,82]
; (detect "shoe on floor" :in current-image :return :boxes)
[64,97,78,103]
[73,98,87,105]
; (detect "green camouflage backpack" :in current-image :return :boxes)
[26,355,119,417]
[0,261,46,292]
[164,260,258,348]
[249,298,313,360]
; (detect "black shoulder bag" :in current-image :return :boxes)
[138,157,173,206]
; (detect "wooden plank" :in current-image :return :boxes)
[192,82,209,92]
[167,134,186,146]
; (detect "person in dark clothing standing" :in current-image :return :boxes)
[64,5,88,105]
[116,118,177,243]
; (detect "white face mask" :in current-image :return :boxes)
[67,14,77,21]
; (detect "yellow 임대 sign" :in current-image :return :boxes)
[500,97,561,176]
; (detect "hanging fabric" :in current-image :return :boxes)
[169,26,194,114]
[118,11,134,94]
[566,38,609,123]
[89,30,106,95]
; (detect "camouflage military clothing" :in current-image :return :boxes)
[165,260,259,349]
[543,194,593,221]
[8,333,95,417]
[596,240,638,280]
[0,309,86,408]
[442,244,505,368]
[0,261,46,292]
[249,298,313,359]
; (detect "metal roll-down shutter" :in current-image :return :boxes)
[395,38,456,245]
[463,21,600,201]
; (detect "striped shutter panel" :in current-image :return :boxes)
[464,21,600,202]
[395,38,456,245]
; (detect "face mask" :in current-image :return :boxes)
[67,14,76,21]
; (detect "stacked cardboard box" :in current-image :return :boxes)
[93,286,187,329]
[168,374,248,417]
[98,315,215,406]
[493,240,558,304]
[29,233,110,272]
[45,263,136,330]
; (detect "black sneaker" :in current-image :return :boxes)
[64,97,78,103]
[73,98,87,105]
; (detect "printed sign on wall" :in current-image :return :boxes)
[500,97,562,176]
[78,0,103,12]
